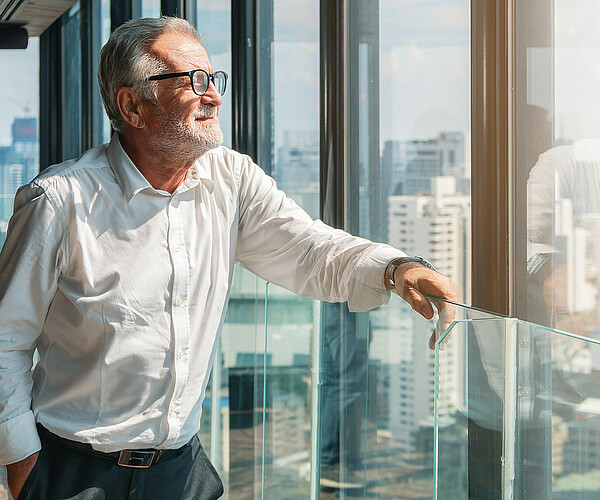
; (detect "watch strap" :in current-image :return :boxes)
[387,256,436,287]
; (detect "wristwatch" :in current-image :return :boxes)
[386,256,436,288]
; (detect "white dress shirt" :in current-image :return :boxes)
[0,135,403,464]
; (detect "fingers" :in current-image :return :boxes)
[428,300,456,350]
[395,264,458,318]
[428,330,437,350]
[402,286,435,319]
[394,263,459,349]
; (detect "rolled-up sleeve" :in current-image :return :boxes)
[235,155,404,312]
[0,182,65,464]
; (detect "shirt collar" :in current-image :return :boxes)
[106,134,215,203]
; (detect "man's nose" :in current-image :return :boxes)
[201,80,223,107]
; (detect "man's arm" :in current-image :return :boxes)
[0,182,65,470]
[235,155,405,311]
[235,154,458,318]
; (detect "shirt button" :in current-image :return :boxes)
[176,297,183,307]
[173,245,180,253]
[178,351,185,360]
[170,404,177,413]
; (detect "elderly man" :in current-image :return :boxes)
[0,17,457,500]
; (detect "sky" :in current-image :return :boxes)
[1,0,600,148]
[0,38,38,146]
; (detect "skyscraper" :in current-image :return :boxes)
[0,117,39,244]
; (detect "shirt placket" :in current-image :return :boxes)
[164,193,191,444]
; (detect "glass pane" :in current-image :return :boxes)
[0,35,39,500]
[435,303,600,499]
[350,0,471,498]
[100,0,111,144]
[261,0,319,497]
[262,284,313,498]
[216,267,265,499]
[271,0,319,218]
[141,0,161,18]
[195,2,232,148]
[192,1,237,496]
[435,308,508,499]
[61,2,82,160]
[523,1,600,334]
[515,321,600,499]
[0,40,39,250]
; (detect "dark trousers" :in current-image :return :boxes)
[18,425,223,500]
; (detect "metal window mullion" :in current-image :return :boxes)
[80,0,103,150]
[161,0,197,18]
[40,19,63,170]
[471,0,512,315]
[320,0,346,229]
[111,0,141,30]
[231,0,257,161]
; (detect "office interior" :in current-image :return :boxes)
[1,0,600,498]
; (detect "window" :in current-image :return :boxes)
[0,40,39,248]
[353,0,471,494]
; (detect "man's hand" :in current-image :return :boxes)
[392,262,459,349]
[6,451,39,500]
[542,264,569,314]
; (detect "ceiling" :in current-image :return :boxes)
[0,0,77,37]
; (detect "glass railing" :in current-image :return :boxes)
[251,290,600,499]
[434,303,600,500]
[5,284,597,500]
[255,283,444,499]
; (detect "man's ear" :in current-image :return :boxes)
[116,87,147,129]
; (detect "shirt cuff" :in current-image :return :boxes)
[347,245,407,312]
[0,411,41,465]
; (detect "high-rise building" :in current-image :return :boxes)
[372,175,470,450]
[382,132,468,198]
[0,117,39,243]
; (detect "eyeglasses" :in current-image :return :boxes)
[146,69,228,96]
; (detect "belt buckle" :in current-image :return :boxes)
[117,449,157,468]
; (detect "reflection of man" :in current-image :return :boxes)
[467,138,600,500]
[0,17,457,500]
[319,303,369,490]
[528,139,600,324]
[523,139,600,497]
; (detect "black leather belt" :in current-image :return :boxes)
[38,424,188,468]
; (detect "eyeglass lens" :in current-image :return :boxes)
[192,71,227,96]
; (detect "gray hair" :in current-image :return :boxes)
[98,17,201,133]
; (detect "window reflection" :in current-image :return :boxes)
[522,1,600,495]
[62,2,82,160]
[255,1,319,497]
[195,3,232,147]
[0,40,39,252]
[0,29,39,500]
[141,0,161,18]
[191,0,234,491]
[351,1,471,497]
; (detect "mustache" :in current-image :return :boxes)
[193,105,218,119]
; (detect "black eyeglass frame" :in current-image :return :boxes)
[146,69,228,96]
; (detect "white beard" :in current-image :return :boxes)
[149,104,224,165]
